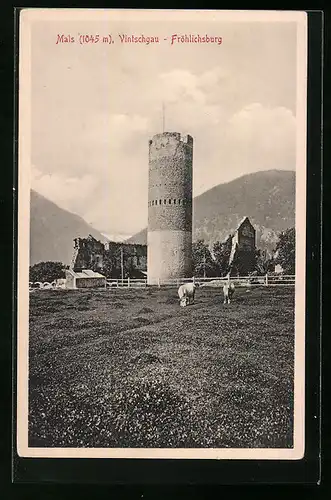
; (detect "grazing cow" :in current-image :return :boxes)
[223,281,235,304]
[178,282,196,307]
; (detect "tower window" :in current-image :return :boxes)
[164,199,167,204]
[152,200,154,206]
[159,200,162,205]
[168,199,171,204]
[155,200,158,205]
[178,199,181,205]
[174,199,176,204]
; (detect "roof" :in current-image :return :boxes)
[67,269,105,279]
[235,216,255,232]
[221,217,255,243]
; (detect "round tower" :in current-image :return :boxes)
[147,132,193,285]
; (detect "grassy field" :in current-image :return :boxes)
[29,285,294,449]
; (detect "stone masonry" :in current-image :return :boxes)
[147,132,193,284]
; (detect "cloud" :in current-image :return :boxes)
[80,152,148,235]
[31,79,296,235]
[158,70,206,105]
[31,38,297,236]
[31,165,99,215]
[198,67,229,90]
[223,103,296,175]
[78,112,149,234]
[86,112,150,153]
[227,103,295,136]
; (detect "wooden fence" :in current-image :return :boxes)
[29,275,295,290]
[105,275,295,289]
[106,278,147,288]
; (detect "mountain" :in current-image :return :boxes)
[126,170,295,251]
[101,232,133,243]
[30,190,108,266]
[125,228,147,245]
[30,170,295,265]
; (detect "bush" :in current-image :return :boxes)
[29,261,67,283]
[274,228,295,275]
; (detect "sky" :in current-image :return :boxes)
[30,16,298,238]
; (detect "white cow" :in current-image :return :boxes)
[223,281,235,304]
[178,282,196,307]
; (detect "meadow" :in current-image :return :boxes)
[28,285,294,448]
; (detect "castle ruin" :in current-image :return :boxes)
[227,217,256,275]
[70,235,147,279]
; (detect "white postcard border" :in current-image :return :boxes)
[17,9,308,460]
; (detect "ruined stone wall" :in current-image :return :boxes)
[106,242,147,277]
[148,132,193,283]
[237,220,256,251]
[72,235,147,277]
[73,236,105,272]
[229,219,257,275]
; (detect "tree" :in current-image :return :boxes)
[255,248,274,275]
[213,237,232,276]
[29,261,67,282]
[231,247,257,276]
[192,240,218,277]
[102,251,114,278]
[103,244,146,279]
[274,227,295,274]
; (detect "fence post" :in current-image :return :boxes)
[116,279,119,288]
[227,274,230,284]
[192,276,195,285]
[265,273,268,287]
[128,277,130,288]
[158,278,160,288]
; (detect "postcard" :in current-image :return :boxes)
[17,9,307,460]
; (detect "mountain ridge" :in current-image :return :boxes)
[30,169,295,265]
[30,190,109,266]
[126,169,295,251]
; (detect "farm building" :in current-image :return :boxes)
[65,269,106,289]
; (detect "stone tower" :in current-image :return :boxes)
[147,132,193,285]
